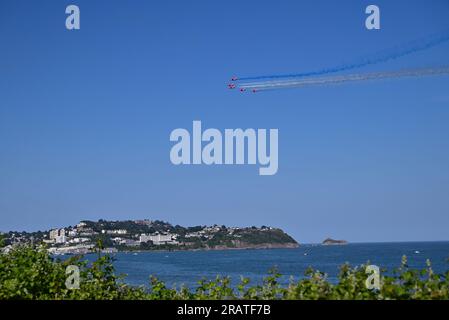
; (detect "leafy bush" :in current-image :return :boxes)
[0,245,448,300]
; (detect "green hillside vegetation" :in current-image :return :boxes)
[235,228,297,245]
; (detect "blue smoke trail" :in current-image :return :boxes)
[237,66,449,91]
[236,30,449,82]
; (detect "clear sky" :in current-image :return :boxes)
[1,0,449,243]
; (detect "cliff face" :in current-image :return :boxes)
[206,241,299,251]
[322,238,348,245]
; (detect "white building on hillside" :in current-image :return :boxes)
[139,233,177,245]
[102,229,127,235]
[49,228,66,244]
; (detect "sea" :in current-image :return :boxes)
[83,241,449,289]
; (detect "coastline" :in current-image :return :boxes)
[95,242,300,255]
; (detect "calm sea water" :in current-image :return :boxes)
[86,242,449,289]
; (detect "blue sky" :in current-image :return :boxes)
[1,0,448,243]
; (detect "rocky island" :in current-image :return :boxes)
[322,238,348,246]
[1,219,299,254]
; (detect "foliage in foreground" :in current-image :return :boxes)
[0,245,448,300]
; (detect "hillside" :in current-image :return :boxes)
[1,219,299,254]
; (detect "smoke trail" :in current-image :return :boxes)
[238,66,449,91]
[236,30,449,82]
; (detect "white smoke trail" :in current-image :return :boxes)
[238,67,449,91]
